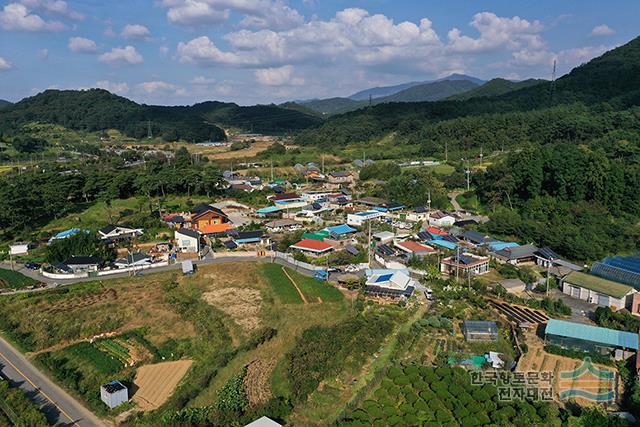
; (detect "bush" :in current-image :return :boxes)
[388,366,403,379]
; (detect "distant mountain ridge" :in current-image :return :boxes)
[348,73,485,100]
[298,75,483,115]
[0,99,11,109]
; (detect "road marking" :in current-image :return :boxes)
[0,349,81,427]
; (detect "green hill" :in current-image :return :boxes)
[296,36,640,149]
[0,90,322,143]
[0,99,11,109]
[299,97,364,115]
[447,78,546,100]
[376,79,478,103]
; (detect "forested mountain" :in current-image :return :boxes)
[0,99,11,109]
[348,73,484,100]
[297,97,362,115]
[299,78,480,115]
[447,78,545,100]
[378,79,478,103]
[296,36,640,150]
[0,89,322,143]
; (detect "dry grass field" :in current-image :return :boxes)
[133,360,193,411]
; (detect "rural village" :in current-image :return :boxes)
[1,9,640,427]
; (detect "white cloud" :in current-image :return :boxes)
[164,0,229,26]
[190,75,216,85]
[96,80,129,95]
[135,80,188,98]
[159,45,170,55]
[68,36,97,53]
[161,0,303,30]
[0,56,13,70]
[19,0,83,20]
[177,36,255,66]
[0,2,65,31]
[121,24,151,40]
[447,12,544,53]
[98,46,143,65]
[254,65,303,86]
[590,24,614,37]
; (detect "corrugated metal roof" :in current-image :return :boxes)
[546,319,638,350]
[325,224,357,235]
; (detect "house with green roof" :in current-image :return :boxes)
[562,271,636,310]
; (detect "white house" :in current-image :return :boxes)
[9,242,30,256]
[265,219,302,233]
[347,210,384,227]
[114,252,152,269]
[98,225,144,241]
[100,381,128,409]
[175,228,201,253]
[428,211,456,227]
[365,270,416,298]
[64,256,100,273]
[406,207,430,222]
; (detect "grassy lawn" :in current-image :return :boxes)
[430,163,456,175]
[285,268,344,303]
[261,263,304,304]
[0,268,37,289]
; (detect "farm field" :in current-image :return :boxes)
[338,365,563,426]
[0,268,37,290]
[1,261,404,425]
[133,360,193,411]
[516,336,618,405]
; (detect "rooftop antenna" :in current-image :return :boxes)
[147,120,152,139]
[550,59,557,103]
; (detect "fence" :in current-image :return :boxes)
[41,270,88,279]
[272,252,325,272]
[96,261,169,276]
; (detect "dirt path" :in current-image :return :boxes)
[281,267,309,304]
[448,191,463,211]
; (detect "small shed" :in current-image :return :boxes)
[182,260,194,275]
[100,380,128,409]
[462,320,499,342]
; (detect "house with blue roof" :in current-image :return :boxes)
[323,224,357,238]
[48,228,86,243]
[545,319,638,356]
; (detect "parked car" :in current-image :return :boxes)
[24,262,41,270]
[424,288,434,300]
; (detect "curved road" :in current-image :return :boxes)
[0,336,104,426]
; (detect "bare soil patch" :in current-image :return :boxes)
[244,357,278,406]
[202,288,262,331]
[133,360,193,411]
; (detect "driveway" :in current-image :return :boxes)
[550,288,597,324]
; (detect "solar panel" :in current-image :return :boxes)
[417,231,430,241]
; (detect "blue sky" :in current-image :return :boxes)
[0,0,637,105]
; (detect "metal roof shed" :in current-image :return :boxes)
[545,319,638,351]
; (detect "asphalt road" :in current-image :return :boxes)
[0,337,104,426]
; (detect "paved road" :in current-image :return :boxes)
[0,337,104,426]
[1,254,319,294]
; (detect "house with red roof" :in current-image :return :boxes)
[289,238,334,256]
[394,240,436,258]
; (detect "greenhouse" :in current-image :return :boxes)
[461,320,499,342]
[591,254,640,290]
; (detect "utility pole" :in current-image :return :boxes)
[456,245,460,283]
[321,155,325,175]
[427,190,432,213]
[546,256,553,296]
[147,120,152,139]
[465,160,471,191]
[369,94,372,108]
[445,142,448,162]
[367,220,372,268]
[270,158,274,182]
[550,59,557,103]
[479,146,483,166]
